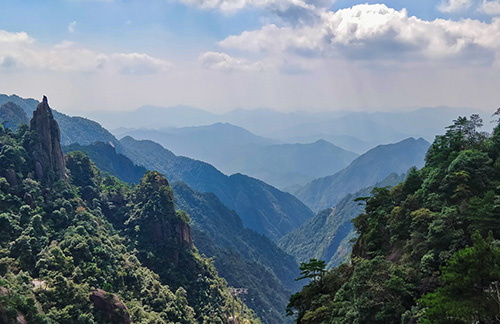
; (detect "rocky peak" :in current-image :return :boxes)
[30,96,66,184]
[129,171,193,265]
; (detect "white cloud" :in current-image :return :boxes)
[219,4,500,67]
[68,21,77,33]
[438,0,474,12]
[0,30,172,74]
[108,53,173,75]
[0,30,33,44]
[479,0,500,14]
[175,0,319,13]
[199,51,265,72]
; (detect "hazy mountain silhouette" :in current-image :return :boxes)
[294,137,430,212]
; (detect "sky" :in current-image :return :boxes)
[0,0,499,114]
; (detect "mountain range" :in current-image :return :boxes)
[85,103,486,154]
[116,124,358,189]
[118,136,314,240]
[294,137,431,212]
[64,141,299,323]
[1,93,476,323]
[279,173,406,269]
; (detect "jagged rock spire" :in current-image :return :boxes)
[30,96,66,184]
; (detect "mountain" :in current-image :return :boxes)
[0,94,39,116]
[0,102,29,131]
[274,134,373,155]
[87,104,219,129]
[295,137,430,212]
[172,182,298,324]
[278,173,406,269]
[0,97,260,323]
[64,142,147,184]
[115,123,278,169]
[117,125,357,189]
[218,139,358,190]
[119,136,315,240]
[80,103,484,156]
[60,140,300,322]
[287,113,500,323]
[267,106,487,148]
[0,94,119,147]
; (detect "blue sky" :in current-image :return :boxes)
[0,0,499,113]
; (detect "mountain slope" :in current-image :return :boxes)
[0,97,260,323]
[172,182,298,323]
[287,114,500,324]
[116,123,277,169]
[119,136,315,240]
[279,173,406,268]
[0,102,29,131]
[63,142,147,184]
[60,141,299,322]
[295,137,430,212]
[0,94,119,147]
[216,139,358,190]
[118,126,357,189]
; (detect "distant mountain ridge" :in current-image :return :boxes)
[0,94,118,147]
[84,103,486,154]
[294,137,431,212]
[0,94,314,241]
[117,124,358,189]
[0,102,29,130]
[115,122,278,168]
[119,136,315,240]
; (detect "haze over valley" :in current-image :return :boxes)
[2,0,500,322]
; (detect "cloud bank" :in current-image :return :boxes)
[0,30,172,75]
[216,4,500,70]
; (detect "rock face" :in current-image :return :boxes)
[30,96,66,184]
[90,289,131,324]
[0,102,29,130]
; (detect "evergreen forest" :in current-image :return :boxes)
[0,98,260,323]
[287,113,500,323]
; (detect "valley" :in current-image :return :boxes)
[2,93,493,323]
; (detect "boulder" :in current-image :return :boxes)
[90,289,131,324]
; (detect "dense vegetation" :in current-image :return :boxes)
[0,112,259,322]
[288,114,500,323]
[0,94,306,322]
[61,140,300,323]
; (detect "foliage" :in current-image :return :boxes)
[295,259,326,283]
[0,123,261,323]
[419,231,500,323]
[288,114,500,323]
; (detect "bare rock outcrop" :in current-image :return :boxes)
[90,289,131,324]
[30,96,66,184]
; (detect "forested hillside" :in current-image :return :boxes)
[288,114,500,323]
[63,141,300,323]
[279,173,406,268]
[0,98,260,323]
